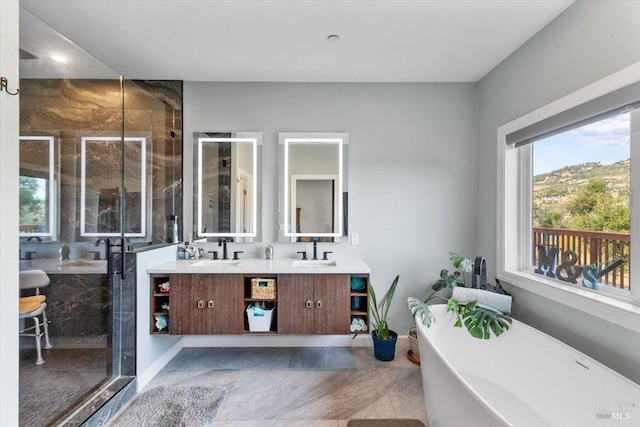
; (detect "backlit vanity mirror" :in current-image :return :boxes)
[80,136,150,237]
[19,136,58,241]
[193,132,262,242]
[278,132,349,243]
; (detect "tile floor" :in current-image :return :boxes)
[19,346,111,426]
[112,345,428,426]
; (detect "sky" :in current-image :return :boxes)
[533,112,631,176]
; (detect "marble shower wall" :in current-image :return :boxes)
[19,79,183,254]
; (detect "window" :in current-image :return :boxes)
[531,113,632,294]
[498,63,640,326]
[19,136,56,239]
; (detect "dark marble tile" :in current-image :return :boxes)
[19,348,112,427]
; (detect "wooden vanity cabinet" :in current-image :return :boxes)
[170,274,244,335]
[278,274,350,335]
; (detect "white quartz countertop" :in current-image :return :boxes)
[147,257,371,275]
[19,259,108,275]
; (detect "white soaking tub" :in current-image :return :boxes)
[416,304,640,427]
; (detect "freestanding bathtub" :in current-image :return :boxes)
[416,304,640,427]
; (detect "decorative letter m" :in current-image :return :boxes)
[535,245,558,279]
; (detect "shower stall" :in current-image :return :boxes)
[17,8,182,426]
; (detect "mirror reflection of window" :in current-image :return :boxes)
[195,132,260,241]
[19,136,56,239]
[80,137,147,237]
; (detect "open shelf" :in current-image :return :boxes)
[350,275,369,334]
[243,275,278,334]
[150,274,171,334]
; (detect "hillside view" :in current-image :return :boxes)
[533,159,630,233]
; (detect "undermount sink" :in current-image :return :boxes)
[292,260,337,268]
[190,260,242,268]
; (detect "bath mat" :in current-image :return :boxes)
[111,385,228,426]
[347,420,426,427]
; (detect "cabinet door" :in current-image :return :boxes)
[314,274,351,334]
[207,274,244,334]
[170,274,209,335]
[278,274,315,334]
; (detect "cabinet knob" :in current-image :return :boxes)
[208,300,214,309]
[305,300,312,309]
[197,300,204,309]
[316,300,323,309]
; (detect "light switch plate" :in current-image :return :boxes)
[351,233,359,245]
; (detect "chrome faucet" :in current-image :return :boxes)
[218,238,228,260]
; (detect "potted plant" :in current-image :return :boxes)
[406,252,472,363]
[407,253,512,362]
[370,275,400,361]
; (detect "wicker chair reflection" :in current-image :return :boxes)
[19,269,53,365]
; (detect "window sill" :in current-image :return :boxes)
[498,270,640,333]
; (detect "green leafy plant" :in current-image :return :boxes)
[370,275,399,340]
[446,298,512,339]
[407,252,472,327]
[408,252,511,340]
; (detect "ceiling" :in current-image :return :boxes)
[20,0,574,82]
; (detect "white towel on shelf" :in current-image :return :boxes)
[452,287,512,315]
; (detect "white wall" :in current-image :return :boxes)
[0,1,20,424]
[136,245,183,391]
[184,82,478,333]
[476,0,640,383]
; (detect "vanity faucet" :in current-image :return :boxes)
[312,238,319,260]
[219,238,228,260]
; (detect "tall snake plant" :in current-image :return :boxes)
[369,275,399,340]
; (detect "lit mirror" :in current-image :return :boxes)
[278,132,349,243]
[80,136,150,237]
[193,132,262,242]
[19,136,58,240]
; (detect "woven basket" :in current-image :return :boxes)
[251,278,276,300]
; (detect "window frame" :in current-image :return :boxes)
[497,62,640,332]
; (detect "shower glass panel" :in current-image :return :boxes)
[123,80,184,246]
[18,7,128,427]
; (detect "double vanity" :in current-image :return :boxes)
[151,131,366,337]
[148,257,370,336]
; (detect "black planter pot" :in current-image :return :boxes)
[372,330,398,361]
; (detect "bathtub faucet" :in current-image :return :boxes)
[471,256,487,290]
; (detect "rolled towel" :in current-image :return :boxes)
[452,287,512,315]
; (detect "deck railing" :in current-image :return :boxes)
[533,227,630,291]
